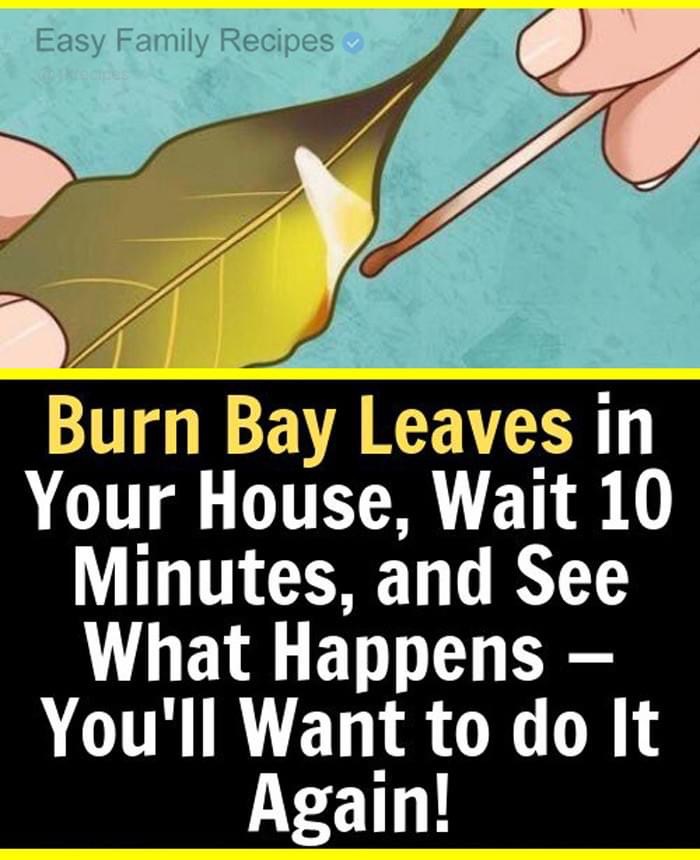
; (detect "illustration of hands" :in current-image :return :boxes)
[518,9,700,189]
[0,135,69,366]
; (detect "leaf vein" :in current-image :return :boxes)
[214,257,224,369]
[121,237,226,244]
[185,191,287,200]
[164,289,180,368]
[39,277,157,293]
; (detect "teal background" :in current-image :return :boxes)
[1,9,698,367]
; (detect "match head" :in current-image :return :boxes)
[360,244,395,278]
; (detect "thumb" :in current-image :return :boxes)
[0,133,74,240]
[518,9,700,94]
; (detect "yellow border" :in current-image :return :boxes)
[3,3,699,855]
[1,367,698,860]
[2,853,700,858]
[1,367,700,380]
[2,2,700,7]
[1,3,699,9]
[1,372,696,860]
[1,852,699,858]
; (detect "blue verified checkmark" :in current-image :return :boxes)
[342,32,364,54]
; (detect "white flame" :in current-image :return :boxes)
[294,146,373,295]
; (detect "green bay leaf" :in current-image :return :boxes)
[0,10,481,368]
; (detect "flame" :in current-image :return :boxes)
[294,146,374,297]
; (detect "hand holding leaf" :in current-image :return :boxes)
[0,134,71,366]
[0,11,481,368]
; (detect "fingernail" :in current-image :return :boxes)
[0,297,66,367]
[518,10,584,79]
[635,173,672,192]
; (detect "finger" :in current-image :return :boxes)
[603,52,700,188]
[0,295,66,367]
[0,134,74,240]
[518,9,700,94]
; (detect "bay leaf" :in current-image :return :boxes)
[0,10,481,368]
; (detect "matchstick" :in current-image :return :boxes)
[360,86,628,278]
